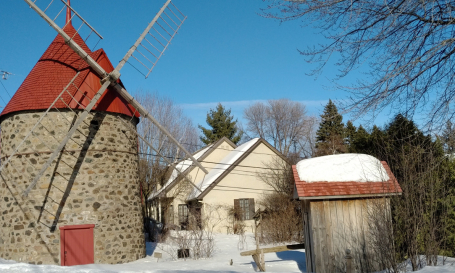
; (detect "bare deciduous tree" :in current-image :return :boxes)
[257,193,303,245]
[244,99,310,246]
[315,133,347,157]
[257,156,295,195]
[243,99,315,157]
[263,0,455,125]
[157,205,221,261]
[299,115,319,158]
[136,91,199,220]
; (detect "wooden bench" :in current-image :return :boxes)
[240,243,305,272]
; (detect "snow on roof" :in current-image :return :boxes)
[148,144,213,200]
[296,153,389,183]
[188,138,260,200]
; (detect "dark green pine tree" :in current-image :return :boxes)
[441,120,455,154]
[316,99,346,155]
[345,120,357,152]
[198,103,243,145]
[352,125,371,153]
[365,125,386,157]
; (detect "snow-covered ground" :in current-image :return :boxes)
[0,233,454,272]
[404,256,455,273]
[0,233,305,273]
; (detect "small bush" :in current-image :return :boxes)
[258,193,303,245]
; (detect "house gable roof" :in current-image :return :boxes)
[1,24,139,120]
[293,159,402,200]
[147,137,237,200]
[188,138,289,201]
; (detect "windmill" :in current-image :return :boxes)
[0,0,206,265]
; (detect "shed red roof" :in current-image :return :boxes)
[293,161,402,199]
[0,24,139,119]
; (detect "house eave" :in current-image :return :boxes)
[298,192,402,200]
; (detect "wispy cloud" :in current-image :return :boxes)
[179,100,265,110]
[180,99,330,125]
[179,99,329,111]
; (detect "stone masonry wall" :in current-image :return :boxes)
[0,110,145,264]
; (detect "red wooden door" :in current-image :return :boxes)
[60,224,95,266]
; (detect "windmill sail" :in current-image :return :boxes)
[0,2,205,264]
[122,0,187,78]
[21,0,207,200]
[26,0,103,50]
[0,1,202,234]
[0,68,119,230]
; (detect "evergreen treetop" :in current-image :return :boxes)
[198,103,243,145]
[315,99,346,155]
[441,121,455,154]
[345,120,356,151]
[351,125,370,153]
[316,99,345,142]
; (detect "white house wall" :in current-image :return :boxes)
[166,140,235,225]
[201,142,285,233]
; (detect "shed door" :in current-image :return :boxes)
[59,224,95,266]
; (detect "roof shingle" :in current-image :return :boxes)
[1,25,139,119]
[293,161,402,199]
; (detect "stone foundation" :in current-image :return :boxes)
[0,110,145,264]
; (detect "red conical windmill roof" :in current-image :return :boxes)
[0,24,139,120]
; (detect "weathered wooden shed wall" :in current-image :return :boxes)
[303,198,390,273]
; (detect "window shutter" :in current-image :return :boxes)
[168,205,174,225]
[179,205,183,223]
[249,198,255,220]
[234,199,240,220]
[183,205,188,219]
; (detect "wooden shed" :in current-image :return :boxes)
[293,154,402,273]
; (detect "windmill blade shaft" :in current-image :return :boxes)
[146,17,185,78]
[115,0,171,72]
[118,117,202,193]
[23,0,206,196]
[59,0,103,39]
[23,80,112,196]
[111,83,209,174]
[23,0,108,79]
[0,73,80,174]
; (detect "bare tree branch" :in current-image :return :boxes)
[263,0,455,126]
[244,99,315,157]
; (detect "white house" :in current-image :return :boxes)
[149,137,289,233]
[148,137,236,226]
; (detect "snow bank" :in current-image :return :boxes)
[0,233,307,273]
[296,153,389,183]
[385,255,455,273]
[1,233,454,272]
[188,138,260,200]
[148,144,213,200]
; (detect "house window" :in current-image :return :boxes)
[234,198,255,221]
[178,204,188,225]
[240,199,250,220]
[167,205,174,225]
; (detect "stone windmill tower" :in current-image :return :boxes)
[0,0,204,266]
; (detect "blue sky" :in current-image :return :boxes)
[0,0,389,130]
